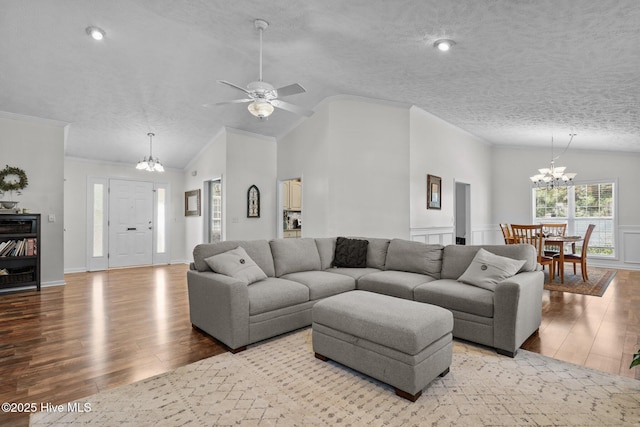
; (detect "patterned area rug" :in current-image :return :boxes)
[31,329,640,427]
[544,267,616,296]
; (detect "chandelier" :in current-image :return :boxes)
[136,132,164,172]
[529,133,577,189]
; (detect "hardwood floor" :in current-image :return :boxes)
[0,264,638,426]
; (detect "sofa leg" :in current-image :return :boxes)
[395,388,421,402]
[439,367,450,377]
[315,352,329,362]
[496,348,516,358]
[230,346,247,354]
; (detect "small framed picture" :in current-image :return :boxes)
[427,174,441,210]
[247,185,260,218]
[185,189,201,216]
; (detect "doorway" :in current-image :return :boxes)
[455,182,471,245]
[86,177,169,271]
[108,179,154,267]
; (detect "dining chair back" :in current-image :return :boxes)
[499,223,514,244]
[554,224,596,281]
[511,224,554,277]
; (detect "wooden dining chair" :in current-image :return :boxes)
[553,224,596,282]
[511,224,554,277]
[499,223,514,244]
[540,223,567,256]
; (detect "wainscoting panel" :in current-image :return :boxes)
[622,228,640,265]
[410,227,454,245]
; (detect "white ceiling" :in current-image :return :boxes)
[2,0,639,169]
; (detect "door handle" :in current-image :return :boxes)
[127,227,137,231]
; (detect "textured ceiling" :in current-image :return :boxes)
[1,0,639,169]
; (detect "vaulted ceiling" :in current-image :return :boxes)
[1,0,639,169]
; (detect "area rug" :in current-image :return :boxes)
[31,329,639,427]
[544,267,616,297]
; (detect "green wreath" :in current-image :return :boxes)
[0,165,28,192]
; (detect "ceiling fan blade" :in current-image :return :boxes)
[217,80,251,95]
[275,83,306,97]
[271,99,314,117]
[215,99,253,105]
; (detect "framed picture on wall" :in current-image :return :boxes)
[247,185,260,218]
[185,189,201,216]
[427,174,441,210]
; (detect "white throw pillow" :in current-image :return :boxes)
[457,248,526,291]
[204,246,267,285]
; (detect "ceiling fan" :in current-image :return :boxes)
[216,19,313,119]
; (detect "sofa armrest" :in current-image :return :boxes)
[493,271,544,356]
[187,270,250,351]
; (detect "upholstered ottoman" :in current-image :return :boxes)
[312,290,453,401]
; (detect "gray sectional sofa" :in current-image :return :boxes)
[187,237,544,357]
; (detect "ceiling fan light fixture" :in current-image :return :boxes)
[434,39,455,51]
[248,100,274,119]
[86,26,106,41]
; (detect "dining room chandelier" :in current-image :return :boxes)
[529,133,577,189]
[136,132,164,172]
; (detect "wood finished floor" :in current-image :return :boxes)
[1,264,639,426]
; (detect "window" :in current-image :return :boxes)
[205,179,222,243]
[92,183,104,257]
[533,181,616,257]
[156,187,166,253]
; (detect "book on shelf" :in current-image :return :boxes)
[0,238,36,256]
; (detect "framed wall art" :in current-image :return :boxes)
[185,189,201,216]
[247,185,260,218]
[427,174,441,210]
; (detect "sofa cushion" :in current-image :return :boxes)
[333,237,368,268]
[269,238,322,277]
[349,237,390,270]
[440,244,537,280]
[384,239,443,279]
[193,240,275,277]
[247,277,310,315]
[327,267,381,280]
[457,248,526,291]
[414,279,494,318]
[315,238,336,270]
[281,271,356,301]
[204,247,267,285]
[357,270,437,300]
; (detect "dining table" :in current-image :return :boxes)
[543,235,583,284]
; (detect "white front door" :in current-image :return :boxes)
[108,179,154,268]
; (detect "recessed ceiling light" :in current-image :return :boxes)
[86,26,106,41]
[434,39,455,52]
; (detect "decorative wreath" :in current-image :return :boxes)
[0,165,28,192]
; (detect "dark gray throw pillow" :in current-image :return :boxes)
[333,237,368,268]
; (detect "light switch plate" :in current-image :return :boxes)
[48,214,56,222]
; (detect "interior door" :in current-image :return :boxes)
[108,179,154,267]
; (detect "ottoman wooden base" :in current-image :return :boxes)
[312,291,453,402]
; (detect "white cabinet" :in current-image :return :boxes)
[282,179,302,211]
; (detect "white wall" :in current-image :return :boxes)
[409,107,494,244]
[492,146,640,268]
[278,97,410,238]
[0,114,66,285]
[64,157,186,272]
[225,130,277,240]
[183,128,277,260]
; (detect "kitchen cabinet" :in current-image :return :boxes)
[283,179,302,211]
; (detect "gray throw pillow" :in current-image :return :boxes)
[457,248,526,291]
[204,246,267,285]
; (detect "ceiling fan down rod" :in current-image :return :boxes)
[254,19,268,82]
